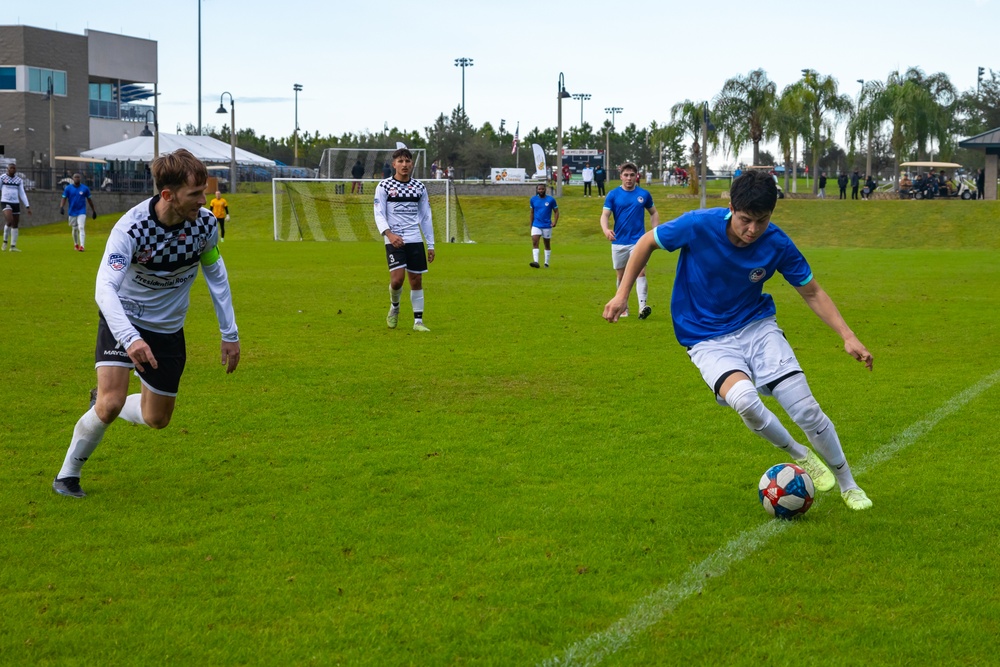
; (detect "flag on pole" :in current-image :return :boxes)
[511,123,519,155]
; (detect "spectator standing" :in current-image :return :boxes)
[818,172,827,199]
[837,172,848,199]
[976,168,985,199]
[581,163,595,197]
[351,159,366,194]
[595,164,607,196]
[850,171,861,200]
[562,164,571,186]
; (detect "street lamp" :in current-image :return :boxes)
[857,79,872,181]
[44,76,55,175]
[699,104,715,209]
[140,109,159,193]
[454,57,474,114]
[216,92,237,193]
[604,107,622,179]
[572,93,591,126]
[556,72,571,197]
[293,83,302,167]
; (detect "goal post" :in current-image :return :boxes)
[272,178,471,244]
[319,147,427,180]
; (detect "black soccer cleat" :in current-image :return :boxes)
[638,306,652,320]
[53,476,87,498]
[529,261,540,268]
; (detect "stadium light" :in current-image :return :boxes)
[141,109,159,192]
[604,107,622,178]
[216,92,237,193]
[557,73,571,198]
[454,57,474,114]
[293,83,303,167]
[572,93,591,126]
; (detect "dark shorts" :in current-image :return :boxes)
[3,203,21,214]
[385,242,428,273]
[95,313,187,396]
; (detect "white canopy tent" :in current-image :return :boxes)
[81,134,275,166]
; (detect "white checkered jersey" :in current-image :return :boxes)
[96,197,219,345]
[373,177,434,247]
[0,173,29,206]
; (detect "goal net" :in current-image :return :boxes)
[319,148,427,180]
[272,178,472,244]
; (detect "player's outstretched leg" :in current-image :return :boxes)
[725,378,814,460]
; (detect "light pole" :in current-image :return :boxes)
[556,73,571,197]
[857,79,872,181]
[45,76,55,176]
[454,57,474,114]
[293,83,302,167]
[604,107,622,179]
[572,93,591,126]
[140,109,159,194]
[198,0,202,135]
[216,92,236,193]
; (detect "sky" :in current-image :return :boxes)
[10,0,997,166]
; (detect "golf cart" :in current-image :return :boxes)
[900,161,976,200]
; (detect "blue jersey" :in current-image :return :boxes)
[653,207,813,347]
[529,194,558,228]
[62,183,92,216]
[603,186,653,245]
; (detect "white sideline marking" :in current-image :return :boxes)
[541,369,1000,667]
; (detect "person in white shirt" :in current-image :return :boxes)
[1,163,32,251]
[53,149,240,499]
[581,163,595,197]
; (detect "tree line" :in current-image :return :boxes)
[194,67,999,190]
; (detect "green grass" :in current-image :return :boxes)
[1,194,999,665]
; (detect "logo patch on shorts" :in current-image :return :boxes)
[108,253,128,271]
[749,267,767,283]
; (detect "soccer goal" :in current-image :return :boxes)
[319,148,427,180]
[272,178,472,244]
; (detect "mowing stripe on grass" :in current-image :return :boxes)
[542,368,1000,667]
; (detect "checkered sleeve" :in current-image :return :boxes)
[417,186,434,248]
[95,226,142,349]
[373,182,390,236]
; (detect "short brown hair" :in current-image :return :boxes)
[620,162,638,174]
[392,148,413,161]
[152,149,208,192]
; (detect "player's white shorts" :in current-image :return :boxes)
[687,316,803,405]
[69,214,86,229]
[530,226,552,239]
[612,243,636,270]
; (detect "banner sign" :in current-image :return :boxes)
[491,167,527,183]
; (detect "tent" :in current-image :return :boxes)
[81,134,275,166]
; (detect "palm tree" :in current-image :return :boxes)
[774,84,809,194]
[713,69,777,167]
[847,80,883,183]
[670,100,711,194]
[900,67,957,161]
[873,71,940,183]
[799,71,852,194]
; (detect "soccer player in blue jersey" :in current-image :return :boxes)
[603,170,873,511]
[528,183,559,268]
[60,173,98,251]
[600,162,659,319]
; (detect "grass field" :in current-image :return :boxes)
[1,189,999,665]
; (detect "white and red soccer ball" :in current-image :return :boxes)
[758,463,814,519]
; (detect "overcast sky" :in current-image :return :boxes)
[10,0,996,166]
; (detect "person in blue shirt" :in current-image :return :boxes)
[59,173,98,251]
[602,170,874,511]
[528,183,559,268]
[600,162,659,319]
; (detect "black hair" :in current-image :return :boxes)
[392,148,412,161]
[729,170,778,214]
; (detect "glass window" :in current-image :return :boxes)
[0,67,15,90]
[26,67,67,95]
[28,67,41,92]
[54,71,67,95]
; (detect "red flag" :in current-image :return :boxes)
[511,123,519,155]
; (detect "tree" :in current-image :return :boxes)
[772,85,810,193]
[670,100,712,194]
[713,69,777,166]
[798,71,853,194]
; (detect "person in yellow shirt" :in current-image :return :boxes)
[209,190,230,241]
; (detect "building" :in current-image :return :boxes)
[0,25,157,183]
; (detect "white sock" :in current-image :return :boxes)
[726,380,809,459]
[2,225,8,243]
[58,408,109,478]
[532,248,539,263]
[410,289,424,321]
[78,221,86,248]
[119,393,147,425]
[772,374,858,491]
[11,228,17,247]
[636,276,648,309]
[544,250,551,265]
[389,286,402,311]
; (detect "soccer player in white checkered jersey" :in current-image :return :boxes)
[603,170,873,511]
[374,148,434,332]
[53,149,241,498]
[2,162,32,251]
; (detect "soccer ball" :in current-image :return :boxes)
[758,463,815,519]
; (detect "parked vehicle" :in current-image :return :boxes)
[900,161,976,200]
